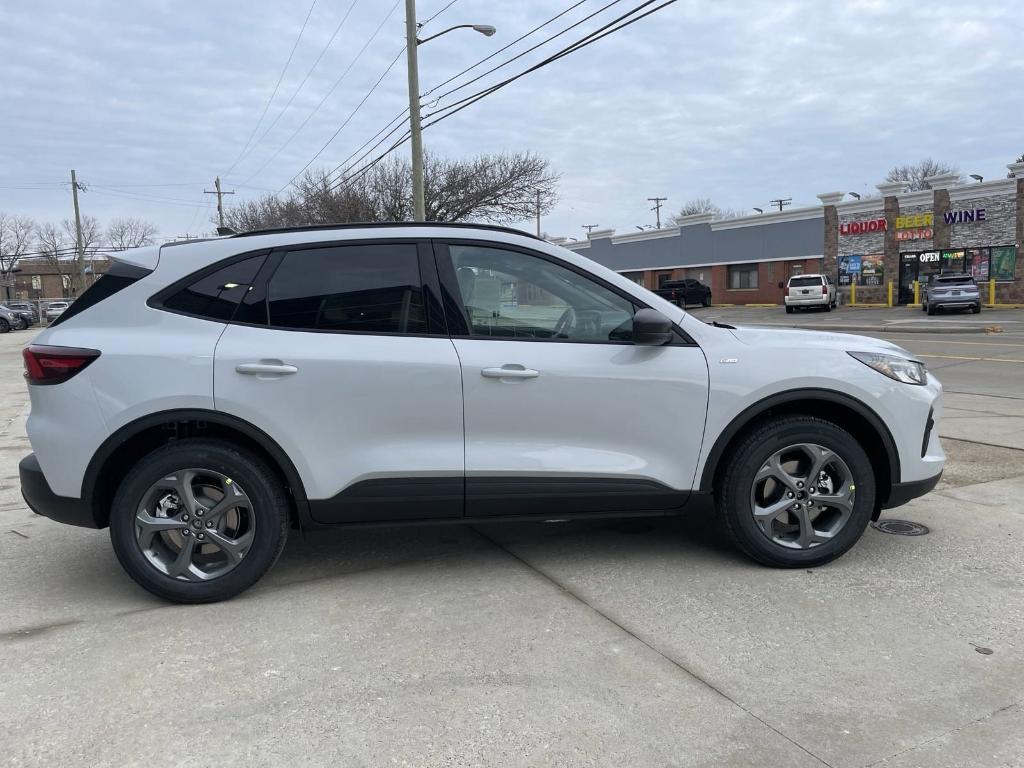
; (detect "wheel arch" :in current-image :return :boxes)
[700,389,900,513]
[83,409,310,529]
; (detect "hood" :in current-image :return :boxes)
[727,325,913,357]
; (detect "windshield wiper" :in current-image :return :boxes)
[711,320,736,329]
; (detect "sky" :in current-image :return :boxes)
[2,0,1022,243]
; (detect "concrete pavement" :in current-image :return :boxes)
[2,324,1023,767]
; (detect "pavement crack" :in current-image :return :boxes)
[862,698,1024,767]
[471,526,835,768]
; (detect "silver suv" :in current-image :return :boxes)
[922,273,981,315]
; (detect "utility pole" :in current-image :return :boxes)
[582,224,599,235]
[648,196,667,228]
[404,0,425,222]
[205,176,235,229]
[70,169,87,296]
[535,189,541,237]
[769,197,792,212]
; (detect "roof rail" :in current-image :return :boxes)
[229,221,541,240]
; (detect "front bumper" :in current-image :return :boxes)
[19,453,98,528]
[882,470,943,510]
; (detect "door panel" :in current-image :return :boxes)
[437,241,710,517]
[213,241,464,522]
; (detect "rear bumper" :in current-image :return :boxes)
[785,296,829,306]
[931,299,980,309]
[19,453,98,528]
[882,471,943,510]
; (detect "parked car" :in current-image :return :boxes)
[654,278,712,308]
[20,223,944,603]
[785,274,836,313]
[0,305,25,333]
[5,301,39,325]
[45,301,70,322]
[0,304,31,330]
[922,273,981,315]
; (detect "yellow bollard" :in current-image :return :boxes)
[989,278,996,306]
[913,280,919,305]
[850,282,856,306]
[887,281,893,308]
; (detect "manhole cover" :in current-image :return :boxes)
[871,519,930,536]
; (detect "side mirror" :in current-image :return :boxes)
[632,308,673,346]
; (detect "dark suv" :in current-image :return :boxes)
[654,278,712,308]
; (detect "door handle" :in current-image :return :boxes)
[236,362,298,376]
[481,365,539,379]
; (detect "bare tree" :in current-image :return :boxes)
[223,151,559,232]
[34,222,73,297]
[667,198,741,225]
[1009,153,1024,178]
[0,213,36,276]
[885,159,959,191]
[107,217,158,250]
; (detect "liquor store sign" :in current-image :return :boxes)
[839,208,987,241]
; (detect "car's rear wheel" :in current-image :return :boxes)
[716,416,875,567]
[109,439,289,603]
[823,302,832,312]
[972,304,981,314]
[785,306,794,314]
[927,303,936,315]
[701,295,711,308]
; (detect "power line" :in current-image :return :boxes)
[422,0,674,124]
[421,0,592,101]
[224,0,318,177]
[419,0,458,27]
[232,0,363,175]
[249,0,404,187]
[325,0,592,185]
[278,38,406,192]
[329,0,677,192]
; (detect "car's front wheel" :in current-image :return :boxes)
[109,439,290,603]
[716,416,875,568]
[12,316,27,330]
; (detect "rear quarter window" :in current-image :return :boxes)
[48,262,152,327]
[158,254,268,322]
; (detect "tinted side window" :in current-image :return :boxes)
[267,244,426,334]
[162,254,267,321]
[49,261,152,327]
[448,244,635,342]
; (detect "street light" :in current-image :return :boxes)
[970,173,984,183]
[405,0,496,221]
[753,207,763,214]
[848,191,861,200]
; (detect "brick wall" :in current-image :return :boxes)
[932,189,951,249]
[711,258,823,304]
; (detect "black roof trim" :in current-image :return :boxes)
[228,221,542,241]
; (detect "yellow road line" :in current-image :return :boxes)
[915,353,1024,363]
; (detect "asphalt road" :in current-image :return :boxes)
[2,317,1023,768]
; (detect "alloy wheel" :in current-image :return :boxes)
[134,469,256,581]
[749,443,855,549]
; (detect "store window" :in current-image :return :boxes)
[991,246,1017,281]
[966,248,990,281]
[621,271,645,285]
[728,263,758,290]
[941,250,965,274]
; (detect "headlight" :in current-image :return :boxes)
[848,351,927,385]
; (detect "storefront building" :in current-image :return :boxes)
[561,159,1024,305]
[555,209,825,305]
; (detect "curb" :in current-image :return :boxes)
[748,322,992,335]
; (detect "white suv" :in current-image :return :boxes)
[785,274,837,312]
[20,224,944,602]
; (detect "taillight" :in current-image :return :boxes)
[23,345,100,385]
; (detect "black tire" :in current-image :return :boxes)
[715,416,876,568]
[13,316,28,331]
[921,301,927,312]
[823,302,832,312]
[109,439,290,603]
[927,303,936,316]
[702,294,711,308]
[785,306,794,314]
[0,318,9,333]
[972,304,981,314]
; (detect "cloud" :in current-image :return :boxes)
[1,0,1020,238]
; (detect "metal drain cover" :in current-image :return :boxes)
[872,519,930,536]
